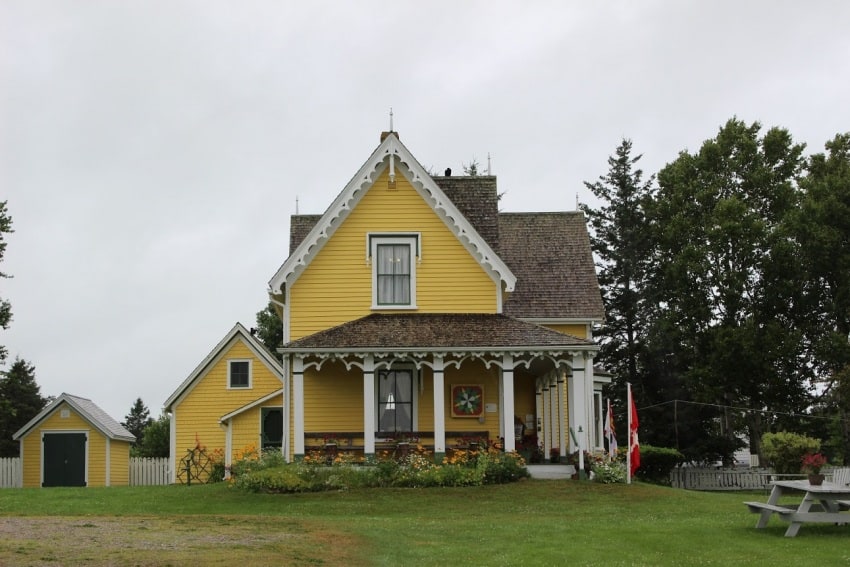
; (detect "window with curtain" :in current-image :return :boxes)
[369,234,418,309]
[378,369,414,433]
[377,244,411,305]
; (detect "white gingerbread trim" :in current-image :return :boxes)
[267,133,516,298]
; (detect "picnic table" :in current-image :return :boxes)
[745,479,850,537]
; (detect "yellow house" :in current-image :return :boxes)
[267,131,606,462]
[164,323,284,483]
[13,393,135,487]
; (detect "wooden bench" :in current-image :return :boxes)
[745,501,796,516]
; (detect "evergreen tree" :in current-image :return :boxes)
[581,139,654,392]
[0,201,13,364]
[0,358,46,457]
[122,397,152,448]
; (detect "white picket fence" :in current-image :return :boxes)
[670,466,850,491]
[0,457,22,488]
[129,457,170,486]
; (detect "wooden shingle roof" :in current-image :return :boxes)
[499,212,605,320]
[281,313,593,352]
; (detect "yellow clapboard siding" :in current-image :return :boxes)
[18,403,118,487]
[109,440,131,486]
[290,169,497,340]
[173,339,284,466]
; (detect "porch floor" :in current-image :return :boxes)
[527,464,575,480]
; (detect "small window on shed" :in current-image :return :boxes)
[228,360,251,389]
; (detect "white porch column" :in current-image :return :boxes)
[586,354,596,450]
[293,357,305,456]
[223,420,232,479]
[432,356,446,455]
[558,370,567,460]
[169,411,177,483]
[363,355,376,455]
[502,354,515,452]
[568,353,587,454]
[549,375,558,460]
[542,375,551,457]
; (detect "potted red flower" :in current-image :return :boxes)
[801,452,827,485]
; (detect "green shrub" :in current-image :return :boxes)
[591,461,627,484]
[480,451,530,484]
[635,445,684,485]
[234,466,311,493]
[231,447,530,493]
[761,432,821,474]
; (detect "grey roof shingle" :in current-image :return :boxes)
[13,393,135,442]
[499,212,605,320]
[281,313,593,351]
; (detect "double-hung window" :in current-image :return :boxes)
[369,234,418,309]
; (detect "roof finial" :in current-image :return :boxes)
[296,195,300,215]
[487,152,492,175]
[389,107,394,132]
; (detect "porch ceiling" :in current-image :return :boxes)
[280,313,596,357]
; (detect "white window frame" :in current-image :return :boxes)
[227,359,252,389]
[375,366,419,436]
[368,233,419,310]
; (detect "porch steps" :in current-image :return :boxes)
[527,464,575,480]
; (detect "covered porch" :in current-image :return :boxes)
[280,313,599,462]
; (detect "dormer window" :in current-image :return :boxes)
[369,234,419,309]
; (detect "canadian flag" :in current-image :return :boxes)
[628,384,640,477]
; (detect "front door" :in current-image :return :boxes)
[261,408,283,449]
[43,432,87,487]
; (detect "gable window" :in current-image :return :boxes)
[369,234,419,309]
[228,360,251,389]
[377,368,417,433]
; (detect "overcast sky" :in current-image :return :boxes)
[2,1,849,421]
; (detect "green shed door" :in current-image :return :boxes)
[43,432,87,487]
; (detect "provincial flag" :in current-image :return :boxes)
[604,398,617,458]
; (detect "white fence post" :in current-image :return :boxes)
[129,457,170,486]
[0,457,22,488]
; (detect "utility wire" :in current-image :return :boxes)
[638,399,839,422]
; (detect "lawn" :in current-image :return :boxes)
[2,480,849,566]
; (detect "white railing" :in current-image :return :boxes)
[129,457,170,486]
[0,457,22,488]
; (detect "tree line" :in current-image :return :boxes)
[582,118,850,465]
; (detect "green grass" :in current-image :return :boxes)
[2,480,850,565]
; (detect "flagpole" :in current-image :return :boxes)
[626,383,632,485]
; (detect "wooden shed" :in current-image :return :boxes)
[13,393,135,487]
